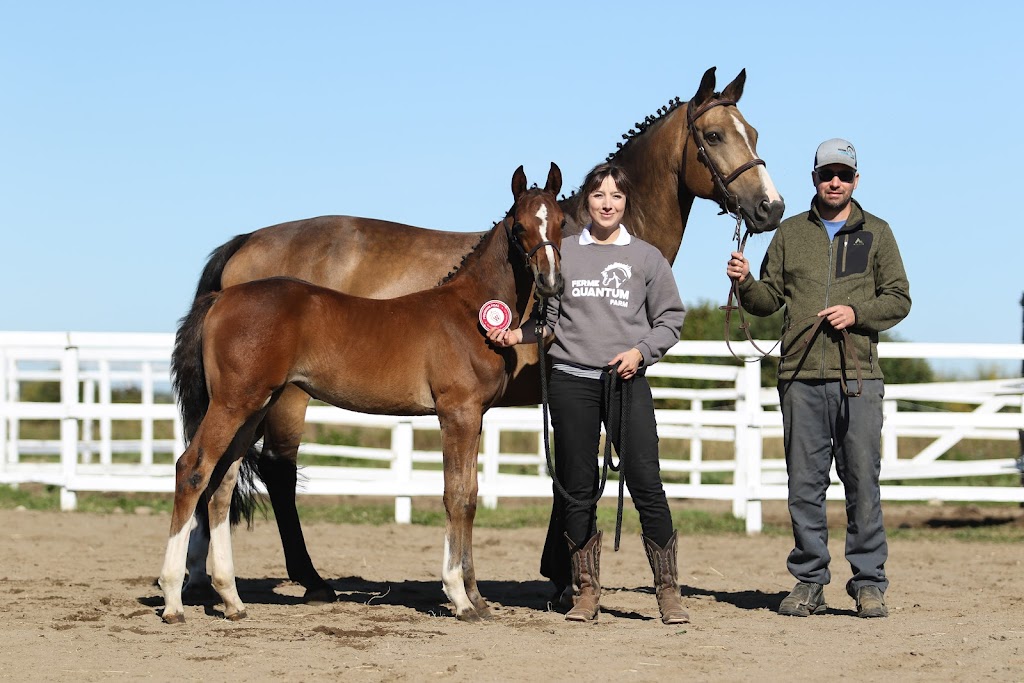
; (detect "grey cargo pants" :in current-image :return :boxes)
[779,378,888,597]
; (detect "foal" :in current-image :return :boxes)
[159,164,564,623]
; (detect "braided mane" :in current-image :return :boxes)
[435,231,491,286]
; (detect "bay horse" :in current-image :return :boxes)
[174,67,785,603]
[160,164,564,623]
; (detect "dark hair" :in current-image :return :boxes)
[576,162,646,232]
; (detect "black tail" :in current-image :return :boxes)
[171,233,262,527]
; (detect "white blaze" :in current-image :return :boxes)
[729,114,782,203]
[534,204,557,282]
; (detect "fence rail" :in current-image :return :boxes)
[2,331,1023,533]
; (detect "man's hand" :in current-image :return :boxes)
[819,305,856,331]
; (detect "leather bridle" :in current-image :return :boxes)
[684,97,766,217]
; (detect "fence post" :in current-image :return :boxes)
[882,399,898,466]
[732,369,748,519]
[141,361,154,467]
[392,419,413,523]
[690,399,703,487]
[99,360,113,466]
[742,358,764,534]
[0,350,7,475]
[60,343,80,511]
[481,422,499,510]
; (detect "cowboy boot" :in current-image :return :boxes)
[565,531,602,622]
[643,531,690,624]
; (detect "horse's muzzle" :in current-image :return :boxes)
[744,197,785,234]
[535,272,564,299]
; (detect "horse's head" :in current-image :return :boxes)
[508,163,565,298]
[683,67,785,234]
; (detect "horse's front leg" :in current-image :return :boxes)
[182,495,217,603]
[438,406,491,622]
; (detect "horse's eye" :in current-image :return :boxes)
[560,219,567,229]
[704,131,721,144]
[512,223,525,236]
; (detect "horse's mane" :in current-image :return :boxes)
[606,95,689,163]
[436,230,491,286]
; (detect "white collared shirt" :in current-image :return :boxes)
[579,223,632,246]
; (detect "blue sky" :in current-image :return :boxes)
[2,2,1021,352]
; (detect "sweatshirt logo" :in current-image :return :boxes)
[571,262,632,308]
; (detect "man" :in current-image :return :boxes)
[726,139,911,618]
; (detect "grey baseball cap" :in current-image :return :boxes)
[814,138,857,170]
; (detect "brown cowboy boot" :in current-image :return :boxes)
[643,531,690,625]
[565,531,602,622]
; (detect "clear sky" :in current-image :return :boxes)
[2,2,1021,351]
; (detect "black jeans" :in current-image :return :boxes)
[539,369,674,587]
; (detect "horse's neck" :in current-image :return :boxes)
[556,107,695,265]
[446,223,522,312]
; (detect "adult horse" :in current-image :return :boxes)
[160,164,564,623]
[174,67,785,603]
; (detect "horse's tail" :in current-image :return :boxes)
[172,233,262,527]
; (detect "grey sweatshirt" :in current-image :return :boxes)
[537,229,685,369]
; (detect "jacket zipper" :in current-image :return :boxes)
[821,236,833,379]
[841,235,849,274]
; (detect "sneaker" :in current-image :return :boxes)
[855,585,888,618]
[778,582,827,617]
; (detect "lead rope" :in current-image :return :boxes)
[536,296,630,550]
[721,214,864,397]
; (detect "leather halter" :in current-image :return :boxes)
[684,97,766,217]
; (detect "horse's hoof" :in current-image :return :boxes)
[162,612,185,625]
[225,610,248,622]
[455,609,484,623]
[303,586,338,604]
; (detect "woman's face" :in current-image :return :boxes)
[586,175,626,232]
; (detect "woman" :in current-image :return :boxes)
[487,163,689,624]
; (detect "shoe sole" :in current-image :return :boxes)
[778,604,827,617]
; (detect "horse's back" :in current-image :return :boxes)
[220,215,487,298]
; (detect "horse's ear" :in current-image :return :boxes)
[720,69,746,102]
[692,66,717,105]
[544,162,562,196]
[511,165,527,200]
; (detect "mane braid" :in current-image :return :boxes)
[435,231,491,286]
[605,95,686,162]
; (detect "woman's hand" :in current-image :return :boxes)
[609,348,644,379]
[486,327,523,348]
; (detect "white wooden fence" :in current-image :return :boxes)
[2,331,1023,533]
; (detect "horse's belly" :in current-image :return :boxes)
[295,375,435,417]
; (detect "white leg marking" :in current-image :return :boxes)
[159,515,196,620]
[209,516,246,617]
[730,115,783,203]
[441,536,473,616]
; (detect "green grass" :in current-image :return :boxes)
[4,484,1021,542]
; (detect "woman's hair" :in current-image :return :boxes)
[577,162,646,233]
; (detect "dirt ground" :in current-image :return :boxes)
[1,503,1022,683]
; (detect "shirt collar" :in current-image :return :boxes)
[579,224,631,246]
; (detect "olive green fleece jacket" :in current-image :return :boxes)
[737,198,911,381]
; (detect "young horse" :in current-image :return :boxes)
[160,164,564,623]
[175,67,785,603]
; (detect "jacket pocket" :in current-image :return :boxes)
[835,231,873,278]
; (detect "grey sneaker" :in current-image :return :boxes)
[855,585,888,618]
[778,582,827,617]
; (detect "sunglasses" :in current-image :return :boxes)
[816,168,856,183]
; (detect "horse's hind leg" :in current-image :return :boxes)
[206,456,247,620]
[260,385,335,603]
[158,404,251,624]
[438,407,491,622]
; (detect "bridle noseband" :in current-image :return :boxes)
[685,97,766,218]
